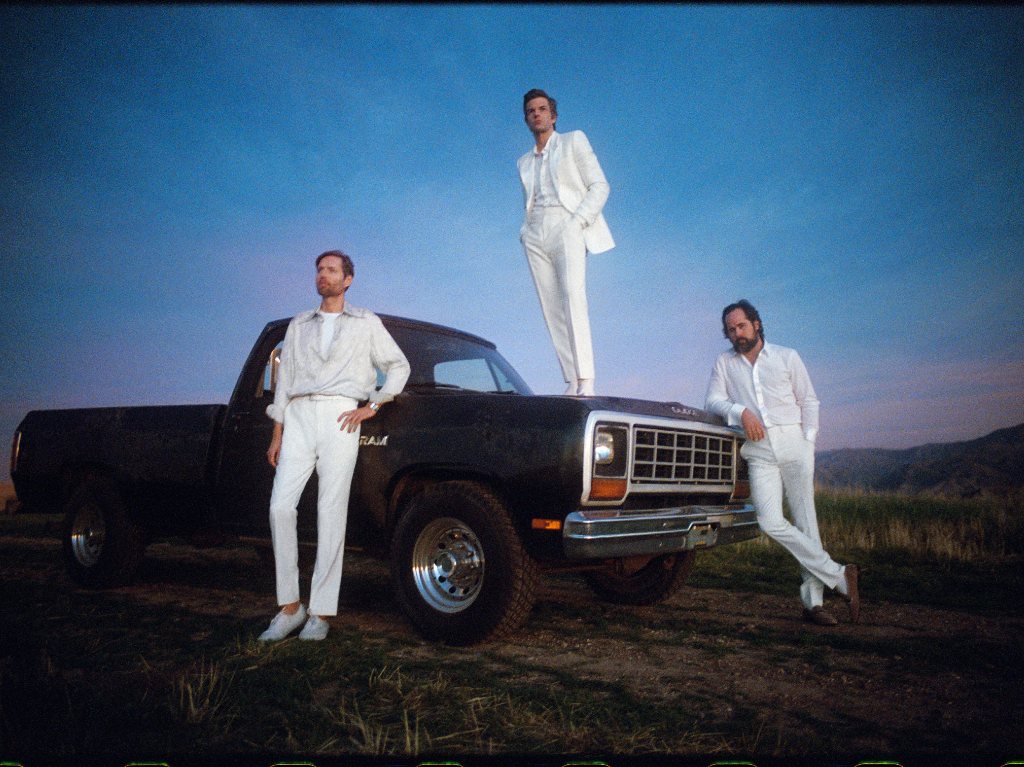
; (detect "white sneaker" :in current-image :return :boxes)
[577,379,595,396]
[258,604,307,642]
[299,614,330,641]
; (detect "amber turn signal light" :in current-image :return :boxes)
[589,477,627,501]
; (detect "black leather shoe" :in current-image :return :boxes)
[802,606,839,626]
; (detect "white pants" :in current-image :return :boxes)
[269,395,360,616]
[741,424,844,609]
[521,206,594,384]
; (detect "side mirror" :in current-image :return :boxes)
[258,346,282,399]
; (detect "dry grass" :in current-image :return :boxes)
[173,657,236,725]
[816,487,1022,563]
[319,665,755,756]
[733,487,1023,564]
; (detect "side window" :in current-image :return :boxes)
[488,361,519,393]
[260,345,283,398]
[434,358,497,392]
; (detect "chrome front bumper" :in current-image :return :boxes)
[563,504,759,559]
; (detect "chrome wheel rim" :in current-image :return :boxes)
[410,517,484,613]
[70,502,106,567]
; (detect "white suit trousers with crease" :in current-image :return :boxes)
[269,396,360,616]
[741,423,844,609]
[521,206,594,383]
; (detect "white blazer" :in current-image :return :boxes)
[518,130,615,255]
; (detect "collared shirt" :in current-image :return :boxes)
[705,342,820,443]
[266,303,411,423]
[530,135,562,208]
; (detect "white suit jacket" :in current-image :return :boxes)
[518,130,615,254]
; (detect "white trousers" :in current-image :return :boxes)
[741,423,844,609]
[269,395,360,616]
[521,206,594,383]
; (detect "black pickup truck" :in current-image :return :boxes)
[11,315,758,644]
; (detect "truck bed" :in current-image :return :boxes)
[13,404,227,520]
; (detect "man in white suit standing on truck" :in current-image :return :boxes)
[518,88,614,397]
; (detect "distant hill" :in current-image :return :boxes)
[815,423,1024,498]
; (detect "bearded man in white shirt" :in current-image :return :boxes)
[258,250,410,642]
[518,88,614,397]
[705,300,860,626]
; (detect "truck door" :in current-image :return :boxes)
[216,327,318,537]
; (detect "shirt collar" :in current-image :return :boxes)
[729,339,771,361]
[300,303,358,323]
[533,130,558,157]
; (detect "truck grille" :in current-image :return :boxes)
[632,427,735,484]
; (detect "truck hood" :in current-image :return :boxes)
[400,389,730,430]
[557,395,727,428]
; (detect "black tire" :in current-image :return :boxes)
[390,481,539,645]
[61,477,146,588]
[583,551,695,606]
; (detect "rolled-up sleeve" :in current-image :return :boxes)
[705,356,745,427]
[368,317,410,405]
[266,321,297,423]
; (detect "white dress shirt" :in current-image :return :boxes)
[266,304,410,423]
[705,342,820,443]
[529,142,562,208]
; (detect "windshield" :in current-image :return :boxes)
[385,323,533,395]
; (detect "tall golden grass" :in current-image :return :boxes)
[744,487,1024,563]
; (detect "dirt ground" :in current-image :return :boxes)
[3,514,1023,765]
[351,549,1023,764]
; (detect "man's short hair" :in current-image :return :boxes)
[315,249,354,278]
[523,88,557,118]
[721,299,765,340]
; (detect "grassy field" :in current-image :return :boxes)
[1,489,1022,766]
[694,488,1024,612]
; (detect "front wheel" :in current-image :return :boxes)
[390,481,538,645]
[61,477,146,588]
[583,551,695,605]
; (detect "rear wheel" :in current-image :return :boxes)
[390,481,538,645]
[61,478,146,588]
[583,551,695,605]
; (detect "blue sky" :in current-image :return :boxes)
[2,5,1022,479]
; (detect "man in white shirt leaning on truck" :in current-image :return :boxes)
[705,299,860,627]
[258,250,410,642]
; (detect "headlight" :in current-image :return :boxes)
[592,424,628,478]
[590,423,628,501]
[594,431,615,464]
